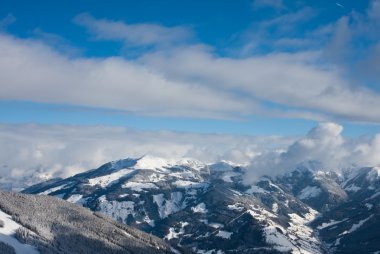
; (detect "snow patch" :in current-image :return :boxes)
[98,195,135,223]
[216,230,233,239]
[165,221,189,240]
[208,222,224,229]
[143,215,155,227]
[264,226,295,253]
[122,181,158,192]
[39,184,66,195]
[66,194,87,205]
[345,184,361,192]
[298,186,322,200]
[227,203,244,212]
[0,209,39,254]
[148,173,166,182]
[191,203,208,213]
[134,156,172,170]
[317,219,347,230]
[173,180,208,189]
[153,192,185,218]
[272,203,279,213]
[88,168,135,188]
[342,215,374,235]
[366,191,380,200]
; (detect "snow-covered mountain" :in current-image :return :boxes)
[0,190,173,254]
[23,156,380,253]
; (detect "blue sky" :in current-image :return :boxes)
[1,0,380,137]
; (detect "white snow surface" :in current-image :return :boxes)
[317,219,347,230]
[165,222,189,240]
[66,194,87,205]
[0,209,39,254]
[227,203,245,212]
[298,186,322,200]
[216,230,233,239]
[248,204,322,254]
[39,184,66,195]
[143,215,155,227]
[134,155,205,171]
[87,168,135,188]
[98,195,135,223]
[365,203,373,210]
[191,203,208,213]
[122,182,158,192]
[134,156,173,170]
[344,215,374,234]
[272,203,279,213]
[345,184,361,192]
[153,192,185,218]
[173,180,208,189]
[208,222,224,229]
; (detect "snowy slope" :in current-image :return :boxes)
[0,191,173,254]
[0,209,39,254]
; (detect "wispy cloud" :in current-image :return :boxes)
[0,13,16,30]
[252,0,285,10]
[74,13,193,48]
[31,28,83,56]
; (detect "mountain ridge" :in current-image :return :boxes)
[0,190,174,254]
[23,156,380,253]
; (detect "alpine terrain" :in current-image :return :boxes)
[24,156,380,254]
[0,191,173,254]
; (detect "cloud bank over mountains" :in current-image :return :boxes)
[1,123,380,188]
[245,122,380,183]
[0,123,291,189]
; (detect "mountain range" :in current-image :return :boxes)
[9,155,380,253]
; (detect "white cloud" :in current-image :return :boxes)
[141,46,380,123]
[2,123,380,190]
[0,124,292,190]
[0,33,254,119]
[244,122,380,184]
[1,26,380,123]
[252,0,284,10]
[1,5,380,123]
[74,13,192,47]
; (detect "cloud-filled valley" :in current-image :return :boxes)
[1,122,380,189]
